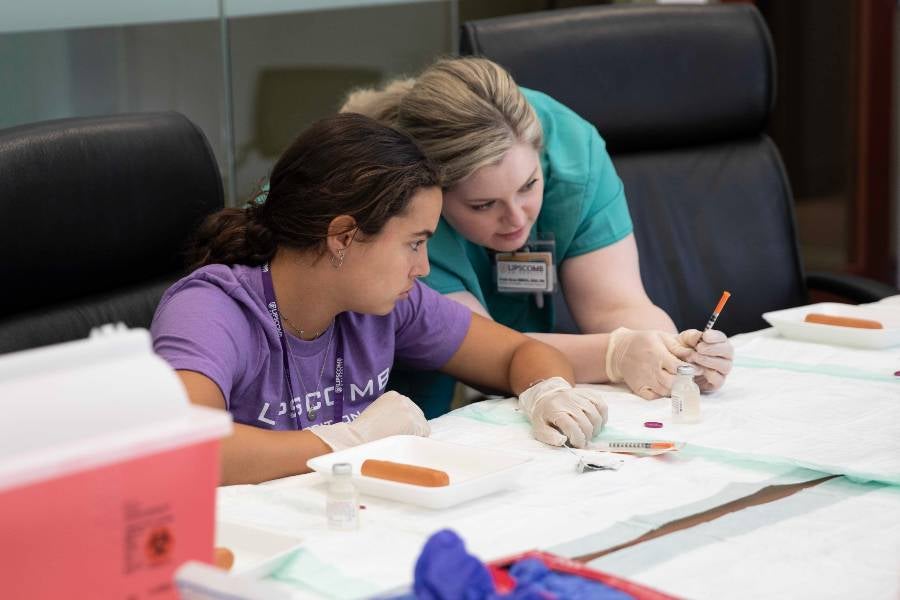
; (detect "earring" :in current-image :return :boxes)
[331,249,345,269]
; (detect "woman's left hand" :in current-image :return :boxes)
[666,329,734,392]
[518,377,608,448]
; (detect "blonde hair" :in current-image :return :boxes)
[342,57,543,187]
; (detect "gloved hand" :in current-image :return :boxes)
[668,329,734,392]
[518,377,608,449]
[605,327,687,400]
[309,390,430,451]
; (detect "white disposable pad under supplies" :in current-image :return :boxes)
[306,435,532,509]
[175,562,296,600]
[763,301,900,348]
[589,477,900,600]
[218,405,823,598]
[591,331,900,485]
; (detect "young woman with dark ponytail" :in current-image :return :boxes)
[151,113,607,485]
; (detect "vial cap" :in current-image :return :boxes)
[676,365,696,376]
[332,462,352,476]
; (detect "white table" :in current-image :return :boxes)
[216,327,900,599]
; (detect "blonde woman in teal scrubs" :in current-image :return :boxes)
[343,57,733,417]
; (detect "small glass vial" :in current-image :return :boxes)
[671,365,701,424]
[326,463,359,531]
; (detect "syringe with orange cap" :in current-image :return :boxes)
[704,291,731,331]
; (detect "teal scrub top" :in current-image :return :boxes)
[393,88,634,418]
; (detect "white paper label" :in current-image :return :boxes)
[497,260,550,291]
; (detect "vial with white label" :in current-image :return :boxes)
[326,463,359,531]
[671,365,701,424]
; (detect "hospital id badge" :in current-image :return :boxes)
[495,236,556,294]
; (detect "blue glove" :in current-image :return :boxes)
[413,530,496,600]
[510,558,634,600]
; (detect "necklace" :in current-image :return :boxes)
[260,262,346,428]
[285,322,336,421]
[281,311,331,340]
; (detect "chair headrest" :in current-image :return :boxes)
[461,4,775,152]
[0,112,223,315]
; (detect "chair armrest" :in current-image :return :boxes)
[806,271,899,304]
[0,278,174,355]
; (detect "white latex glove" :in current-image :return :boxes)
[605,327,687,400]
[309,391,430,451]
[518,377,608,449]
[668,329,734,392]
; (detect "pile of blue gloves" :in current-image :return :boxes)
[389,529,634,600]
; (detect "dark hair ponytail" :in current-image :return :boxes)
[186,206,275,270]
[187,113,441,270]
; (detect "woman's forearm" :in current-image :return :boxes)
[578,302,676,335]
[507,339,575,395]
[530,302,677,384]
[219,423,332,485]
[526,332,610,384]
[529,299,678,384]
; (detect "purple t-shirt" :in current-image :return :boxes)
[151,264,471,430]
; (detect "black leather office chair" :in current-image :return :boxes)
[461,3,896,336]
[0,112,223,353]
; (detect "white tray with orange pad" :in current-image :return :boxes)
[763,302,900,349]
[307,435,531,509]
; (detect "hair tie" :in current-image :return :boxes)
[248,180,270,208]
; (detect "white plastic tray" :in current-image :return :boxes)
[306,435,531,509]
[762,302,900,349]
[215,520,302,579]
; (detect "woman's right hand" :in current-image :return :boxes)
[309,390,430,451]
[605,327,687,400]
